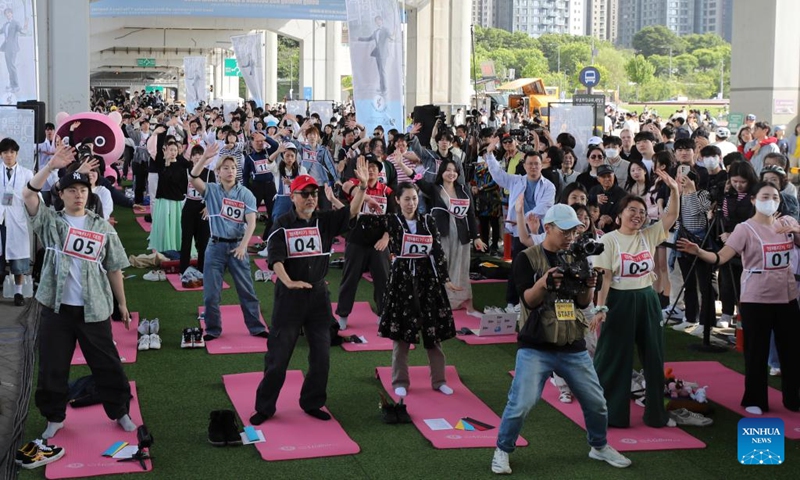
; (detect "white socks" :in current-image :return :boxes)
[42,421,64,439]
[14,284,22,295]
[337,317,348,331]
[745,406,763,415]
[117,414,137,432]
[438,385,454,395]
[394,387,407,397]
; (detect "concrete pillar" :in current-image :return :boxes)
[46,0,90,113]
[264,30,278,105]
[730,0,799,128]
[324,21,341,102]
[300,20,326,100]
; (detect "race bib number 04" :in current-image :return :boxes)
[285,227,324,258]
[63,227,106,262]
[220,198,246,223]
[400,233,433,258]
[448,198,470,218]
[762,242,793,270]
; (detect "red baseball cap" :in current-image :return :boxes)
[290,175,318,192]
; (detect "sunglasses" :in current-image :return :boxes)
[294,190,319,199]
[589,155,604,159]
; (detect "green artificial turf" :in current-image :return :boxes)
[20,206,798,480]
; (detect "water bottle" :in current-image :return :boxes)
[2,275,13,298]
[23,275,34,298]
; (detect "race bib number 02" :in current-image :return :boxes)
[620,251,654,278]
[220,198,246,223]
[762,242,793,270]
[400,233,433,258]
[63,227,106,262]
[253,159,270,174]
[285,227,324,258]
[448,198,470,218]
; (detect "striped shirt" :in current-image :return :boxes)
[677,191,712,232]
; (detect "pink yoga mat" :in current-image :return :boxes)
[253,259,278,283]
[332,301,402,352]
[223,371,360,461]
[72,313,139,365]
[668,361,800,440]
[45,381,151,479]
[166,273,229,292]
[198,305,267,355]
[332,236,345,254]
[452,310,517,345]
[135,216,151,232]
[510,371,706,452]
[376,365,526,449]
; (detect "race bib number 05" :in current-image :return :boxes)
[285,227,324,258]
[220,198,246,223]
[400,233,433,258]
[63,227,106,262]
[763,242,792,270]
[448,198,470,218]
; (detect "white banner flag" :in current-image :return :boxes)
[0,0,37,103]
[345,0,403,134]
[183,56,206,111]
[231,33,265,108]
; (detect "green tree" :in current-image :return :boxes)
[673,53,699,76]
[692,48,723,71]
[625,55,655,100]
[683,33,727,53]
[632,25,686,57]
[520,49,549,78]
[594,47,630,91]
[648,54,671,77]
[277,36,299,100]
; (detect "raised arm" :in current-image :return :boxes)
[349,156,370,218]
[189,142,220,196]
[654,169,681,233]
[24,144,75,216]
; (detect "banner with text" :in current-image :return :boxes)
[183,56,206,111]
[231,33,265,108]
[345,0,403,135]
[91,0,347,21]
[0,0,37,102]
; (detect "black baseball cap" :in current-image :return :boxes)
[60,171,92,189]
[596,165,614,176]
[364,153,383,172]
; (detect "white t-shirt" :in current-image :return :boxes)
[62,214,88,306]
[93,186,113,220]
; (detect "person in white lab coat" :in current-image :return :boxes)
[0,138,33,306]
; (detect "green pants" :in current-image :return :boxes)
[593,286,669,428]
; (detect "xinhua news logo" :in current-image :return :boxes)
[738,418,784,465]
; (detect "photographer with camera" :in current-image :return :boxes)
[591,169,680,428]
[492,204,631,475]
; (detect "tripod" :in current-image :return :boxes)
[664,209,739,352]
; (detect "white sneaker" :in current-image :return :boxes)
[158,270,167,281]
[254,270,264,282]
[717,313,732,328]
[258,247,269,258]
[663,306,685,322]
[671,321,696,332]
[690,325,705,337]
[514,303,520,313]
[394,387,407,397]
[149,318,160,334]
[137,335,150,351]
[558,391,573,403]
[264,269,275,283]
[143,270,161,281]
[148,333,162,350]
[491,448,512,474]
[137,319,151,336]
[669,408,713,426]
[589,445,631,468]
[769,367,782,377]
[438,384,454,395]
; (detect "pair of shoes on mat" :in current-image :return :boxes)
[208,410,243,446]
[181,267,203,288]
[16,439,65,469]
[138,318,160,336]
[143,270,166,281]
[138,333,161,350]
[254,269,273,282]
[380,396,412,424]
[182,327,206,348]
[669,408,713,426]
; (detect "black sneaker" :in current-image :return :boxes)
[15,441,37,464]
[14,293,24,306]
[18,440,65,469]
[193,328,207,348]
[221,410,242,446]
[181,328,193,349]
[208,410,227,446]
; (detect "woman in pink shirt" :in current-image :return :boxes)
[678,182,800,415]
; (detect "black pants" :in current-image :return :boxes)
[479,216,500,250]
[248,180,276,241]
[254,282,332,416]
[35,305,131,423]
[132,161,148,204]
[122,146,133,179]
[180,202,210,273]
[739,301,800,412]
[677,254,716,326]
[5,48,18,88]
[505,236,525,305]
[335,241,390,318]
[719,261,742,316]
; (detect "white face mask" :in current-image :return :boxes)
[703,157,719,170]
[755,199,779,216]
[604,148,619,159]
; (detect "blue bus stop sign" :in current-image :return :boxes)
[579,66,601,88]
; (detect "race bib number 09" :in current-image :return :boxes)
[285,227,324,258]
[620,251,654,278]
[448,198,470,218]
[762,242,792,270]
[220,198,246,223]
[400,233,433,258]
[63,227,106,262]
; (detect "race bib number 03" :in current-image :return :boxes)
[63,227,106,262]
[253,159,270,174]
[361,195,387,215]
[448,198,470,218]
[620,251,654,278]
[285,227,324,258]
[400,233,433,258]
[762,242,793,270]
[220,198,246,223]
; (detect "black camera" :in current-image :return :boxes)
[547,234,604,298]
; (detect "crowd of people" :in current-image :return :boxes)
[3,87,799,474]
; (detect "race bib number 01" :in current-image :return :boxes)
[400,233,433,258]
[220,198,246,223]
[253,159,270,174]
[361,195,387,215]
[448,198,470,218]
[620,251,654,278]
[285,227,324,258]
[762,242,793,270]
[63,227,106,262]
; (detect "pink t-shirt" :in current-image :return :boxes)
[725,217,799,303]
